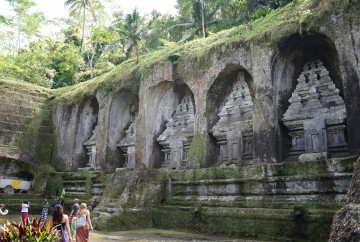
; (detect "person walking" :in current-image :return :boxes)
[69,199,79,229]
[76,203,93,242]
[21,201,29,223]
[0,204,8,215]
[51,204,71,242]
[70,216,77,241]
[41,198,49,222]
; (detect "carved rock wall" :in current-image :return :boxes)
[49,2,360,174]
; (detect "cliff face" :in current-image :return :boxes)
[0,80,54,192]
[1,0,360,240]
[51,0,360,172]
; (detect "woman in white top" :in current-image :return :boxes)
[21,200,29,223]
[76,203,93,242]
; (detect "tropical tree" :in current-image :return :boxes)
[144,10,179,50]
[173,0,225,41]
[64,0,102,52]
[109,8,146,63]
[0,0,45,55]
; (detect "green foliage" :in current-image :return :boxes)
[188,133,206,168]
[16,102,55,163]
[250,6,272,20]
[45,173,63,198]
[0,49,55,88]
[51,42,86,88]
[109,8,147,63]
[0,218,59,241]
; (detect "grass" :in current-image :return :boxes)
[50,0,348,105]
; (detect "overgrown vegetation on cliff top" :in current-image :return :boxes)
[52,0,356,104]
[0,79,53,95]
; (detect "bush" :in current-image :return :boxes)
[0,218,59,241]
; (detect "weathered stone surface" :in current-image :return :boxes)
[329,204,360,242]
[299,152,328,162]
[348,158,360,203]
[329,157,360,241]
[282,60,347,160]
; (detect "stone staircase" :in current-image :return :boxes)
[0,81,52,148]
[151,157,355,241]
[93,157,355,241]
[60,171,110,212]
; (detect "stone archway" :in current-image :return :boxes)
[206,64,254,166]
[272,33,348,161]
[78,97,99,169]
[107,89,139,169]
[144,81,196,169]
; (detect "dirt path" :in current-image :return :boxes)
[90,229,261,242]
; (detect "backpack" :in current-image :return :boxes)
[77,214,86,228]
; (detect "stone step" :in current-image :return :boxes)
[61,172,98,180]
[0,130,18,145]
[151,205,335,241]
[0,194,43,200]
[64,187,86,192]
[1,95,50,106]
[0,85,50,99]
[62,196,89,203]
[0,95,48,108]
[171,174,352,196]
[0,121,52,133]
[63,180,87,186]
[168,193,346,210]
[92,183,106,188]
[0,114,33,125]
[64,191,86,196]
[0,104,36,117]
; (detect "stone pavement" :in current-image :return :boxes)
[90,229,263,242]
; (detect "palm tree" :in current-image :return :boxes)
[107,9,145,64]
[64,0,100,52]
[171,0,224,42]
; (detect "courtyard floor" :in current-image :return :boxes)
[0,215,264,241]
[90,228,260,241]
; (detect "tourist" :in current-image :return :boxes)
[70,216,77,241]
[69,198,80,228]
[76,203,93,242]
[20,201,29,223]
[51,198,62,211]
[51,204,71,241]
[0,204,8,215]
[41,198,49,222]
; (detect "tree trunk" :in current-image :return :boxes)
[201,0,206,38]
[81,7,86,53]
[135,44,139,64]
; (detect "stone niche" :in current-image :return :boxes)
[282,60,347,161]
[105,89,139,170]
[117,103,138,169]
[80,97,99,170]
[211,71,254,165]
[157,90,195,169]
